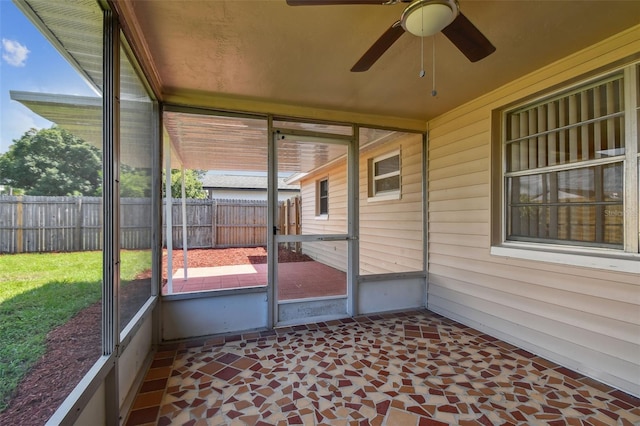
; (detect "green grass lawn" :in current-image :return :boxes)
[0,250,151,413]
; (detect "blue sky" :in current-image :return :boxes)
[0,0,96,154]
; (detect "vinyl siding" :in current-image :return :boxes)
[359,133,423,275]
[299,160,348,271]
[427,25,640,396]
[299,132,424,275]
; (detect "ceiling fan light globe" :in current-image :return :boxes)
[402,2,456,37]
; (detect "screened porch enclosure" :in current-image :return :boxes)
[159,117,426,331]
[161,112,353,304]
[161,116,427,299]
[3,0,639,424]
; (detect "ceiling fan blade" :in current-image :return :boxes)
[286,0,390,5]
[351,21,405,72]
[441,12,495,62]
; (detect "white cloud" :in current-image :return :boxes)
[2,38,30,67]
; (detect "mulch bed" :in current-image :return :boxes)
[0,247,309,425]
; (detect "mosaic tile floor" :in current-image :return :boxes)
[126,310,640,426]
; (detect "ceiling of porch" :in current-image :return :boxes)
[120,0,640,128]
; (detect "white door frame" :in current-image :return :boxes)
[267,125,357,327]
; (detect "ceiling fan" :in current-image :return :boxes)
[286,0,496,72]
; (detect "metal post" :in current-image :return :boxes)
[102,8,120,425]
[164,139,173,294]
[348,125,359,317]
[267,117,276,328]
[181,167,188,281]
[422,131,429,309]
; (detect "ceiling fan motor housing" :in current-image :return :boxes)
[401,0,459,37]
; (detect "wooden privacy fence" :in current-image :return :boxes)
[0,196,151,253]
[0,195,300,253]
[278,196,302,253]
[165,197,301,249]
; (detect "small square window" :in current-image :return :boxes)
[317,178,328,216]
[368,150,401,200]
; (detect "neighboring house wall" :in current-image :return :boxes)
[299,159,348,272]
[207,188,298,201]
[298,132,424,275]
[427,26,640,395]
[359,133,423,275]
[203,175,300,201]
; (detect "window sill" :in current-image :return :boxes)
[315,214,329,221]
[367,192,401,203]
[490,243,640,274]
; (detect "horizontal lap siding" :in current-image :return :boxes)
[429,277,638,362]
[427,26,640,395]
[300,164,348,271]
[360,134,423,275]
[429,289,638,390]
[299,239,348,272]
[299,133,424,275]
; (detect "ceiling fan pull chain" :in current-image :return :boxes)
[419,35,426,78]
[419,5,425,78]
[432,36,437,96]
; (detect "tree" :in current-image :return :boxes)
[163,169,207,199]
[0,127,101,196]
[120,166,152,198]
[0,127,206,199]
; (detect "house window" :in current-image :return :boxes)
[317,178,328,216]
[368,150,401,200]
[502,65,639,253]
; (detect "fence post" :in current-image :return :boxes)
[285,198,291,250]
[211,199,216,248]
[75,197,83,251]
[295,196,301,253]
[278,200,284,249]
[16,196,24,253]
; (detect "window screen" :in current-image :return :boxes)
[504,75,625,247]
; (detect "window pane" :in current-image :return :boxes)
[375,175,400,193]
[509,204,622,245]
[359,130,423,275]
[319,179,328,196]
[375,155,399,176]
[556,165,623,203]
[277,240,346,302]
[292,138,348,234]
[506,76,625,172]
[0,1,103,422]
[319,197,328,215]
[318,179,329,215]
[119,43,153,333]
[162,113,269,296]
[318,179,329,214]
[507,163,623,246]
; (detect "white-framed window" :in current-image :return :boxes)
[368,149,401,201]
[498,64,639,258]
[317,177,328,216]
